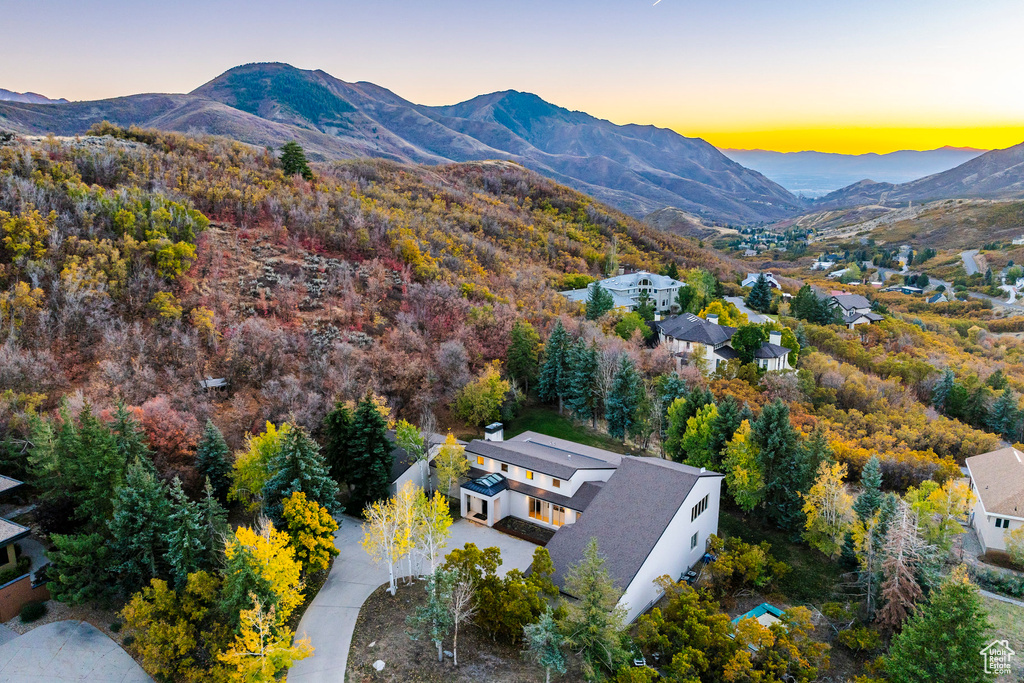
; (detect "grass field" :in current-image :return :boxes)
[982,595,1024,681]
[718,507,845,605]
[503,405,639,455]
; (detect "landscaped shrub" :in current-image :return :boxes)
[19,601,46,623]
[967,565,1024,598]
[0,557,31,585]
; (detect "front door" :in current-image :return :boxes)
[481,499,488,520]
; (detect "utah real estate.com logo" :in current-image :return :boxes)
[980,639,1015,676]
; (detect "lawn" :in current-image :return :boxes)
[717,506,845,605]
[503,405,640,456]
[982,595,1024,682]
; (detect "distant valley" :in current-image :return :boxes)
[722,146,985,197]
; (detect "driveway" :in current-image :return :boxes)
[725,296,770,324]
[0,621,151,682]
[288,515,539,683]
[961,249,981,276]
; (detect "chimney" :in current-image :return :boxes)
[769,331,782,346]
[707,314,719,325]
[618,266,625,276]
[484,422,504,442]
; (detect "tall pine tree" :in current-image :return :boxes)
[507,320,541,393]
[566,340,600,426]
[199,479,230,568]
[347,396,393,515]
[73,402,127,528]
[322,401,353,483]
[195,420,232,503]
[108,459,171,595]
[167,477,208,588]
[854,455,883,522]
[745,273,773,313]
[110,401,151,469]
[987,389,1019,440]
[262,425,341,524]
[752,399,807,530]
[605,355,642,442]
[585,284,615,320]
[537,321,572,413]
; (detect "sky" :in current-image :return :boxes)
[3,0,1024,154]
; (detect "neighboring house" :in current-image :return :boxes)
[0,476,29,572]
[828,293,884,330]
[741,272,781,290]
[927,292,948,304]
[560,271,685,314]
[390,431,465,495]
[965,447,1024,552]
[654,313,792,372]
[458,428,723,623]
[826,268,850,280]
[900,285,923,295]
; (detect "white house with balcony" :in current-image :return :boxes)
[965,447,1024,552]
[459,425,723,623]
[654,313,792,373]
[828,293,884,330]
[560,270,685,314]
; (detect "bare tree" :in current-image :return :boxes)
[449,577,477,667]
[876,499,925,632]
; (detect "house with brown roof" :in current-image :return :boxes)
[965,447,1024,552]
[459,427,723,623]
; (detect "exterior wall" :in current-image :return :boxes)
[618,476,723,623]
[0,574,49,622]
[970,487,1023,552]
[756,355,791,372]
[467,452,614,498]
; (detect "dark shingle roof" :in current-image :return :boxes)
[466,432,621,480]
[0,476,22,496]
[655,314,735,346]
[841,311,883,324]
[463,472,510,497]
[753,342,790,359]
[831,294,871,311]
[545,457,722,596]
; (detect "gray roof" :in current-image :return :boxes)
[593,271,684,292]
[0,476,22,496]
[505,479,605,512]
[831,294,872,311]
[842,311,884,325]
[466,432,621,480]
[754,342,791,359]
[0,517,29,547]
[966,447,1024,518]
[545,457,722,596]
[655,313,735,346]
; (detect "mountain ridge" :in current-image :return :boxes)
[0,62,803,224]
[0,88,68,104]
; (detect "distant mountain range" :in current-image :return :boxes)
[815,141,1024,209]
[0,63,803,224]
[721,147,985,197]
[0,88,68,105]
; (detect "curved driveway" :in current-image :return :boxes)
[288,514,538,682]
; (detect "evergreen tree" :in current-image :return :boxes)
[166,477,208,588]
[523,606,567,683]
[988,389,1020,440]
[605,355,642,442]
[108,459,171,595]
[931,369,955,412]
[559,539,627,680]
[663,262,680,280]
[195,420,231,503]
[347,395,393,514]
[853,455,884,521]
[731,324,769,365]
[110,401,151,469]
[708,395,743,459]
[635,291,656,322]
[885,567,991,683]
[46,532,114,605]
[72,402,127,528]
[219,545,274,626]
[280,141,313,180]
[566,340,600,426]
[262,424,341,524]
[506,320,541,392]
[745,273,773,312]
[585,283,615,320]
[198,478,230,568]
[537,321,572,413]
[322,401,353,483]
[964,385,990,429]
[752,399,806,530]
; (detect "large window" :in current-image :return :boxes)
[552,505,566,527]
[995,517,1010,529]
[529,497,549,523]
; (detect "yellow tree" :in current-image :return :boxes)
[224,520,304,624]
[454,361,510,427]
[1006,526,1024,567]
[361,496,406,595]
[802,461,854,558]
[414,489,453,574]
[230,422,290,511]
[434,433,469,498]
[281,492,338,575]
[698,300,748,327]
[905,479,975,551]
[393,481,420,583]
[722,420,763,512]
[218,595,312,683]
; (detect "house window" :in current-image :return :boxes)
[552,505,566,527]
[690,532,699,549]
[529,497,549,523]
[526,470,534,480]
[552,478,561,488]
[477,456,484,465]
[995,518,1009,529]
[691,494,709,522]
[500,463,508,473]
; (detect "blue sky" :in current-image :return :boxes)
[3,0,1023,152]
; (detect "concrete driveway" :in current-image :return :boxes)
[0,620,151,682]
[288,515,539,683]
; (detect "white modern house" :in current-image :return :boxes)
[459,426,723,623]
[741,272,781,290]
[654,313,792,373]
[828,293,884,330]
[560,271,685,314]
[965,447,1024,552]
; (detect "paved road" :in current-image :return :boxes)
[0,621,151,682]
[288,515,539,683]
[961,249,981,276]
[724,297,769,324]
